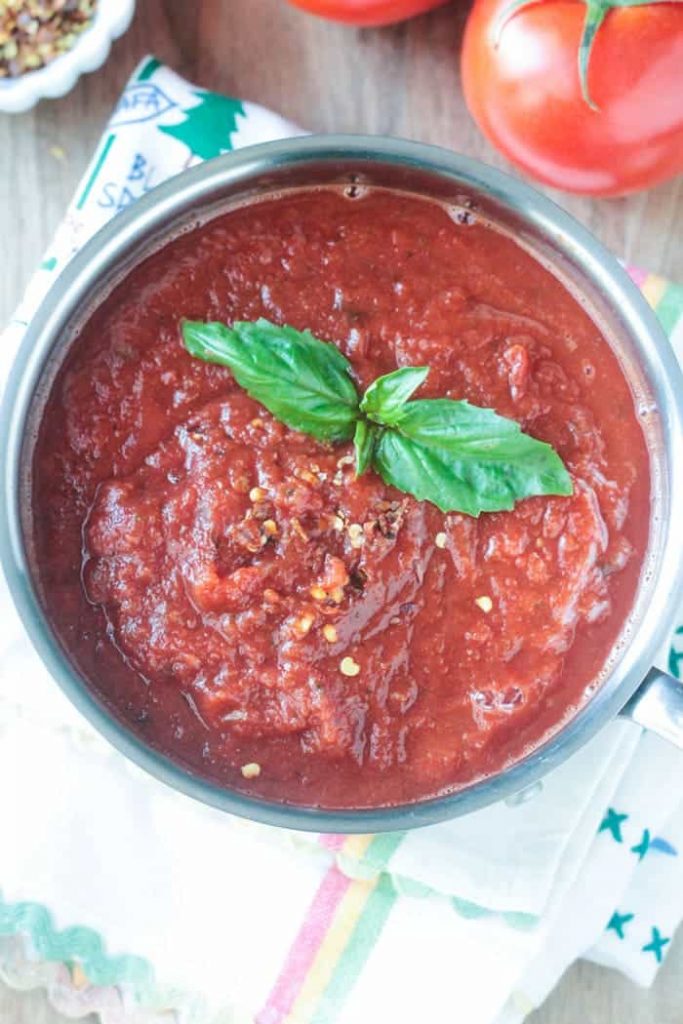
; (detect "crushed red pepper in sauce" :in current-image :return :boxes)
[32,188,650,808]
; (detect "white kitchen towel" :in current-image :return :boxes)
[1,58,682,1024]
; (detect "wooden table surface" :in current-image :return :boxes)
[1,1,681,1021]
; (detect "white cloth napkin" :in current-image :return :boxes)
[2,58,682,1024]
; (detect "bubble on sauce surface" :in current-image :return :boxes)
[637,400,658,418]
[445,205,477,227]
[343,183,369,200]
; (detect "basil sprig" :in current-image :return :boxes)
[182,318,572,516]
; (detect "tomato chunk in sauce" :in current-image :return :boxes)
[32,188,649,808]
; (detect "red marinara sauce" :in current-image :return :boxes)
[32,188,650,808]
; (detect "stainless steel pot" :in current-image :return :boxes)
[2,136,683,832]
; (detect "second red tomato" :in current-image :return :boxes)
[287,0,448,27]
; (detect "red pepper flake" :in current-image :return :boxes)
[291,518,309,542]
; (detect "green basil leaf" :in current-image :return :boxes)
[374,402,572,516]
[395,401,569,489]
[182,318,359,442]
[354,419,377,477]
[360,366,429,426]
[393,399,523,449]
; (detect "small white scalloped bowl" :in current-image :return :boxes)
[0,0,135,114]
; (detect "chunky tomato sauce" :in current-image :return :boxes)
[32,188,650,808]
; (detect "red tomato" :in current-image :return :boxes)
[287,0,448,26]
[461,0,683,196]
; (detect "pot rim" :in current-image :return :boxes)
[2,134,683,832]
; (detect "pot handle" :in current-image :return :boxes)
[621,667,683,749]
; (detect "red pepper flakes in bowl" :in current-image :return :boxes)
[0,0,97,78]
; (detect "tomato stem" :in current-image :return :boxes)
[492,0,545,48]
[493,0,675,112]
[579,0,609,109]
